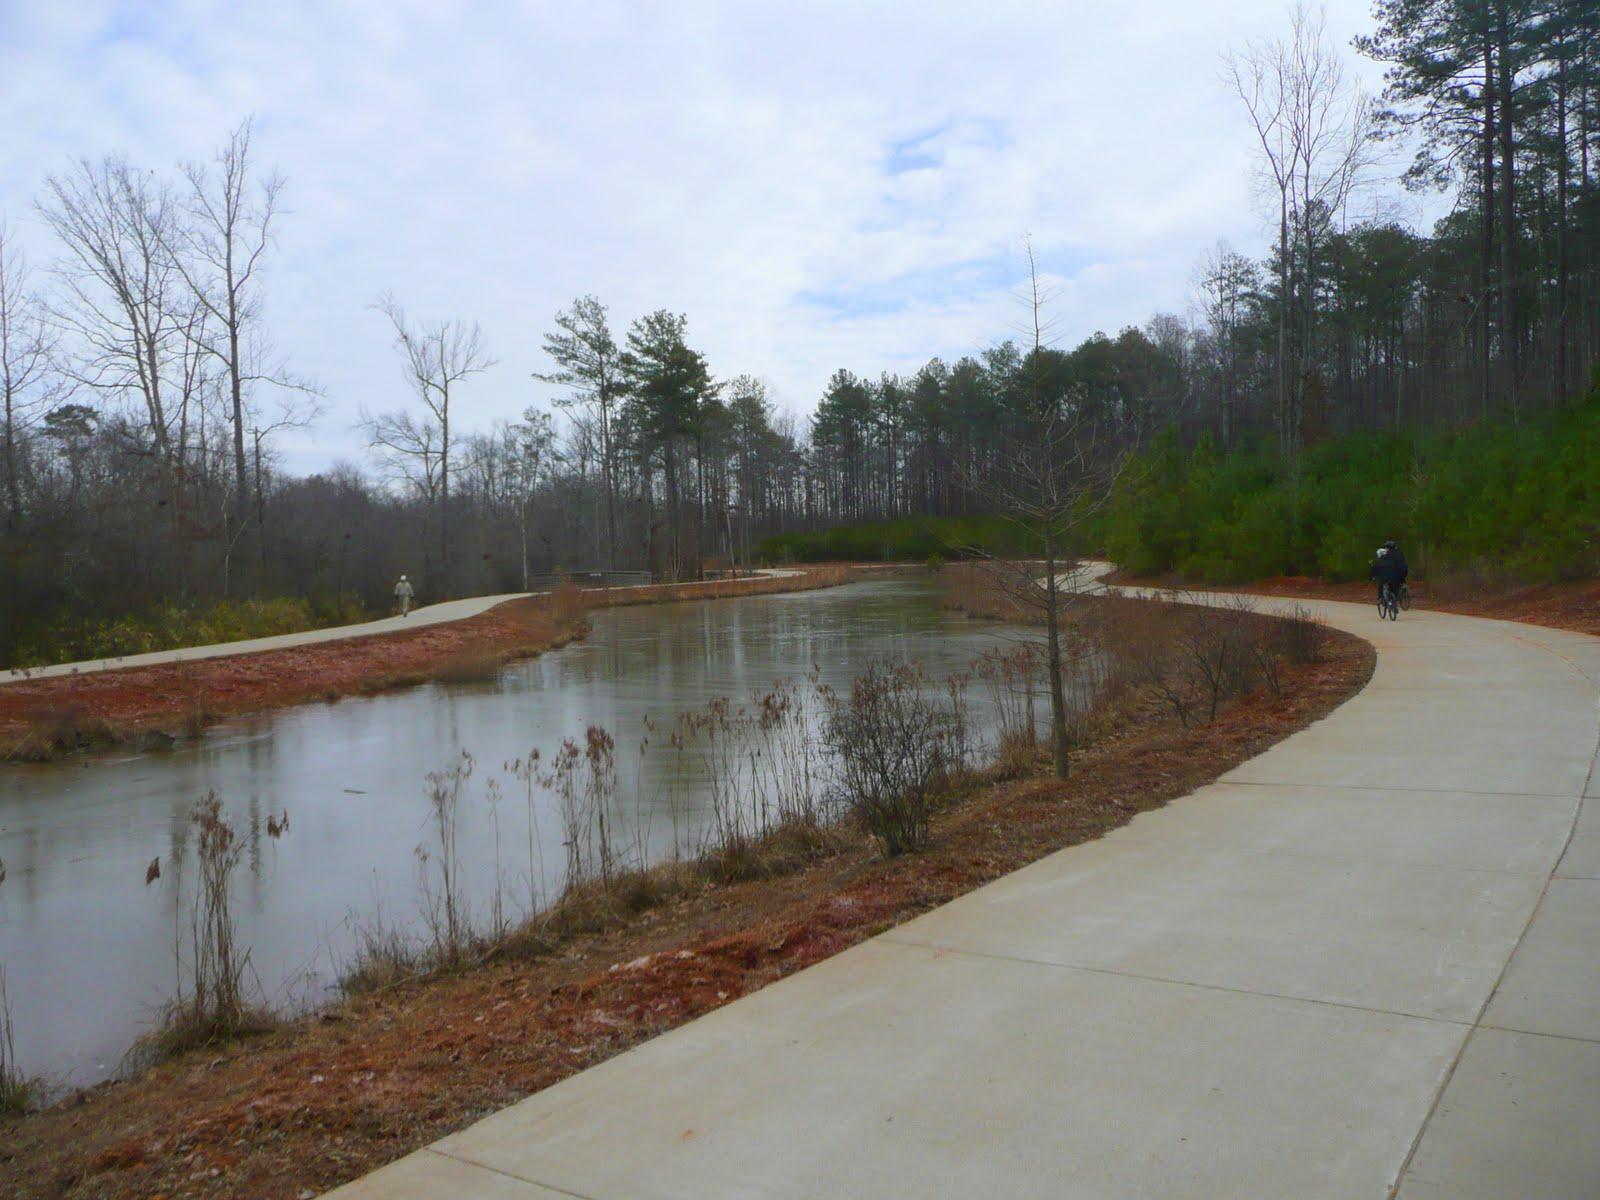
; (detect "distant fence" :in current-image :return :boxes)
[526,570,653,590]
[525,568,759,591]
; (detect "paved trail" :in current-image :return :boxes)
[329,572,1600,1199]
[0,594,529,685]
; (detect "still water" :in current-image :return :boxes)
[0,580,1033,1086]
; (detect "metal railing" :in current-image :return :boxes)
[524,570,654,591]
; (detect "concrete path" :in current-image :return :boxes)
[0,571,805,685]
[0,594,531,685]
[327,574,1600,1199]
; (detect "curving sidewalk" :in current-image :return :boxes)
[328,570,1600,1199]
[0,594,532,685]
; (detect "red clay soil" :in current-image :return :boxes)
[1107,568,1600,638]
[0,568,857,761]
[0,612,1374,1200]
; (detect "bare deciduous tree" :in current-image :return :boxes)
[367,295,494,587]
[966,239,1135,780]
[1226,2,1375,464]
[0,224,62,530]
[40,157,196,492]
[171,118,317,554]
[1193,240,1256,450]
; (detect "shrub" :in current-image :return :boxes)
[820,661,961,856]
[11,594,371,669]
[1094,595,1308,727]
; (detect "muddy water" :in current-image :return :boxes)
[0,579,1038,1085]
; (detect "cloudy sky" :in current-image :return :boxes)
[0,0,1427,471]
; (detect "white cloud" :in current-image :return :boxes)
[0,0,1405,468]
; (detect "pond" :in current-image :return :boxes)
[0,579,1041,1086]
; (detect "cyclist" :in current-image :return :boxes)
[1367,540,1408,607]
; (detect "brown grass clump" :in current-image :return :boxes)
[693,815,843,885]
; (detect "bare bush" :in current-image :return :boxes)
[1277,603,1326,665]
[540,729,620,894]
[820,661,961,856]
[1177,595,1259,722]
[1094,593,1317,726]
[676,697,753,854]
[666,679,827,868]
[338,900,421,997]
[973,642,1043,771]
[749,680,822,827]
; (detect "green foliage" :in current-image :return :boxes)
[14,596,370,669]
[1102,395,1600,583]
[757,516,1037,564]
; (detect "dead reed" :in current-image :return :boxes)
[138,793,276,1062]
[0,966,37,1118]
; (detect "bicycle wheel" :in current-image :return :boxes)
[1399,583,1412,611]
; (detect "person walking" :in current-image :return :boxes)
[394,573,415,617]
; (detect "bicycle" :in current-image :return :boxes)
[1377,582,1400,621]
[1397,581,1412,611]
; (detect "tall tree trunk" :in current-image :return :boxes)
[1278,197,1293,463]
[440,386,451,589]
[1041,532,1070,781]
[599,399,617,571]
[227,249,249,554]
[1557,42,1571,405]
[1496,0,1519,418]
[1482,19,1497,420]
[2,395,19,532]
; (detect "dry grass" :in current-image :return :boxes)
[694,816,843,885]
[940,559,1040,623]
[0,703,127,762]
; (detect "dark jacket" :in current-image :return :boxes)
[1369,548,1408,586]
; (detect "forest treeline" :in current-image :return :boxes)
[1103,388,1600,583]
[1,0,1597,665]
